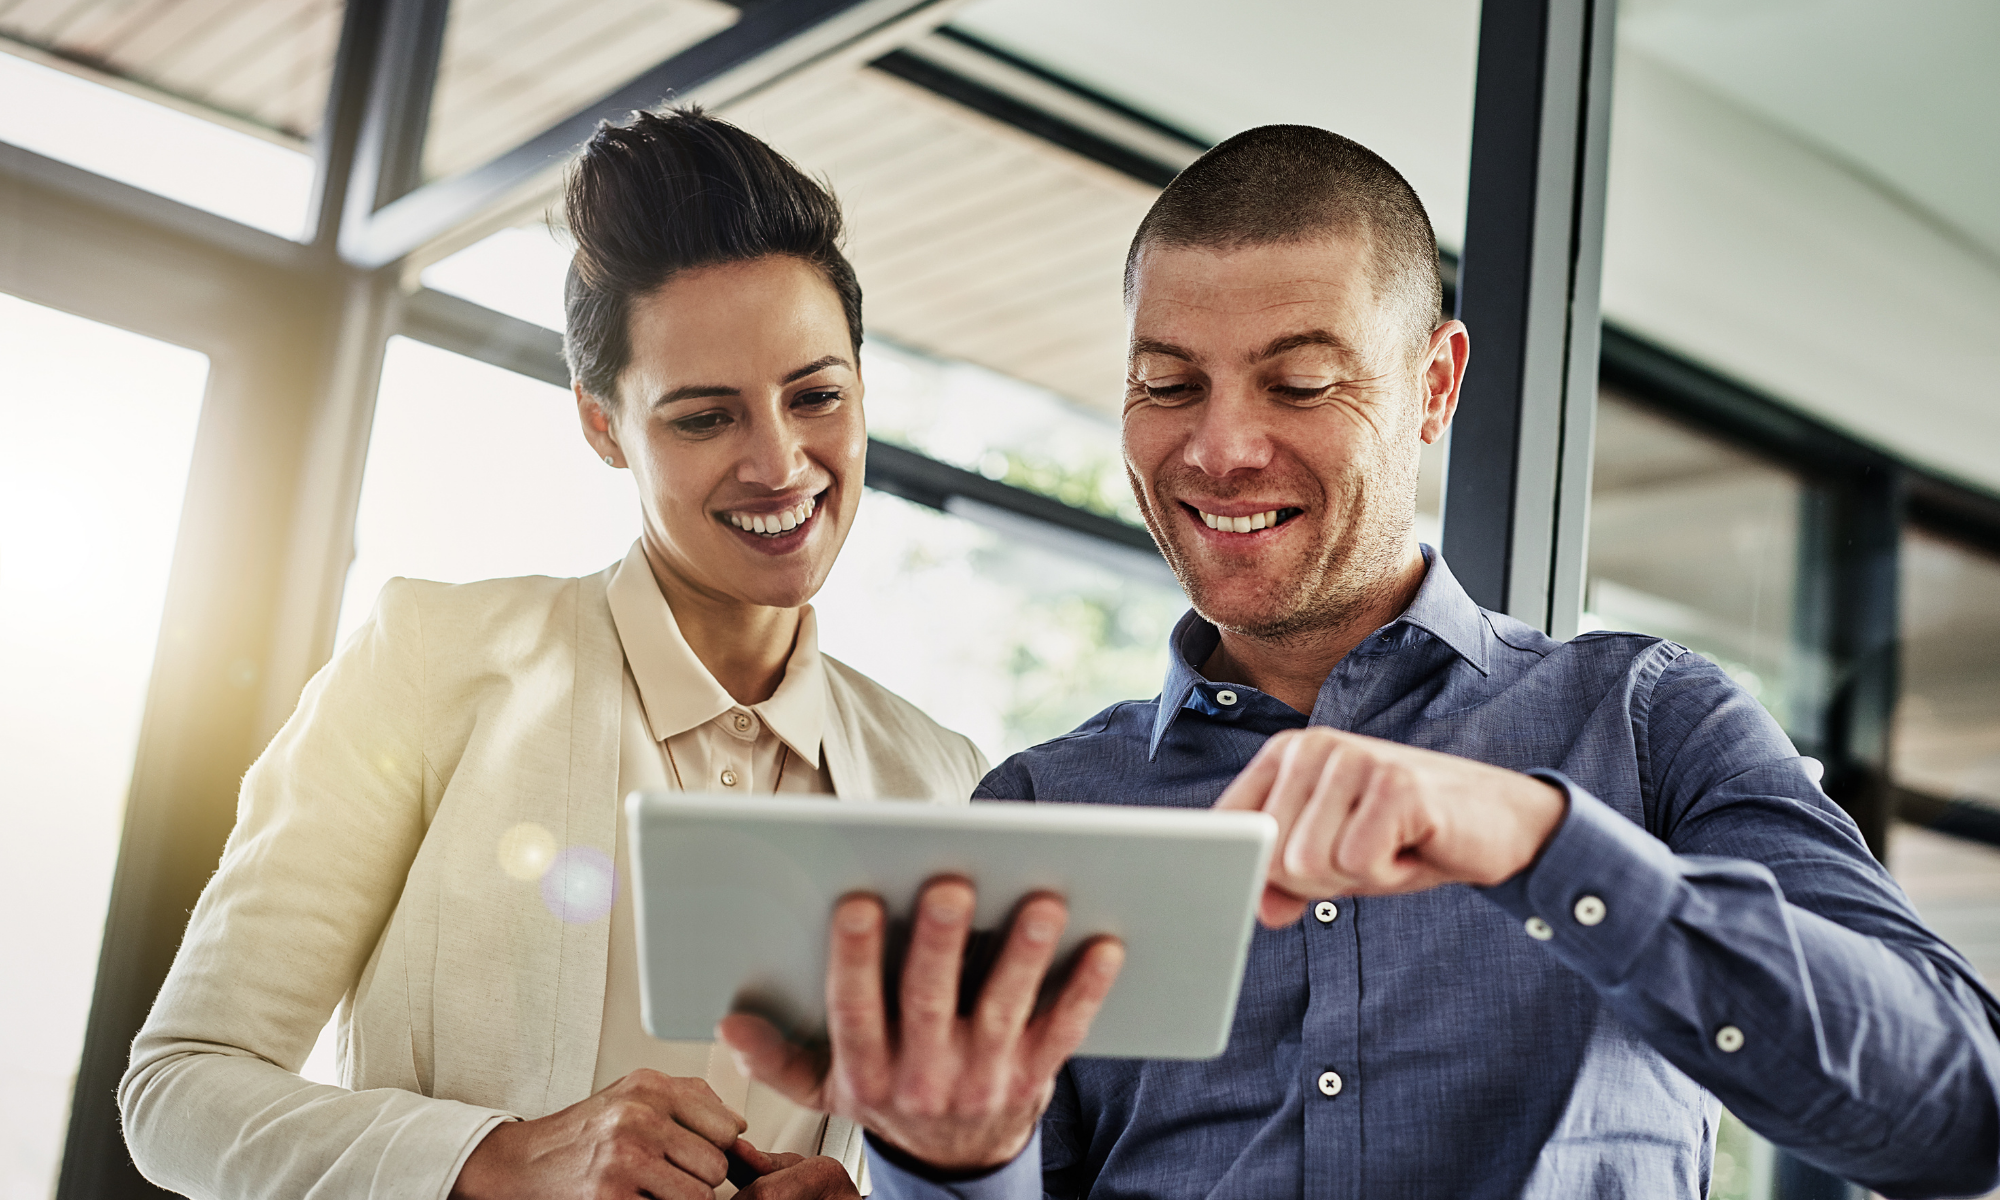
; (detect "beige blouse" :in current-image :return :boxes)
[595,546,862,1191]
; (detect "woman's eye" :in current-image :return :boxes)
[673,411,731,436]
[794,389,842,410]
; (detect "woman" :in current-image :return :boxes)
[119,108,985,1200]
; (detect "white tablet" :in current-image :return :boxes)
[628,793,1277,1060]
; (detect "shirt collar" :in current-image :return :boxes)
[605,541,826,768]
[1147,546,1491,757]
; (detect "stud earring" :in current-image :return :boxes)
[603,455,615,466]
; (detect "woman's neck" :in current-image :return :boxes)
[643,548,802,707]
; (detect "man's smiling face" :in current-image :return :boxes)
[1122,236,1454,640]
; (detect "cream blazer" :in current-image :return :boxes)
[119,564,987,1200]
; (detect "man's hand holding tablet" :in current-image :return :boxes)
[719,879,1125,1171]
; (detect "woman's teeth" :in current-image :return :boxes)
[726,496,816,536]
[1197,507,1291,533]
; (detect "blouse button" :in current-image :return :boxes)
[720,769,738,787]
[734,713,752,733]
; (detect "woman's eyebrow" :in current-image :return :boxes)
[654,383,737,406]
[651,355,852,408]
[782,355,850,384]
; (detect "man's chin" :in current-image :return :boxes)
[1180,576,1314,640]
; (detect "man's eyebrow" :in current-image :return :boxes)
[651,355,852,407]
[1130,336,1197,363]
[1252,331,1355,362]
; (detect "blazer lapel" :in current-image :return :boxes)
[543,563,625,1109]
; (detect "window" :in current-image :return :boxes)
[0,293,208,1199]
[0,0,346,240]
[421,0,736,181]
[1585,390,1803,732]
[1897,528,2000,807]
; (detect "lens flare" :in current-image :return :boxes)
[497,822,557,881]
[540,846,616,923]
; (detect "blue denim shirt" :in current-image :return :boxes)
[868,551,2000,1200]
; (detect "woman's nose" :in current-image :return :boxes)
[737,409,809,490]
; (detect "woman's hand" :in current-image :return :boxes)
[449,1069,745,1200]
[729,1144,861,1198]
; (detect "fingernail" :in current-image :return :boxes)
[836,902,878,934]
[923,889,972,924]
[1021,917,1057,944]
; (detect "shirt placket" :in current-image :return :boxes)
[1303,888,1362,1199]
[716,707,757,792]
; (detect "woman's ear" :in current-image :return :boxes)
[576,384,623,468]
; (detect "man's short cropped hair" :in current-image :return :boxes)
[563,105,862,404]
[1124,124,1444,357]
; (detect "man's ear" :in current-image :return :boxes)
[1419,320,1470,445]
[576,384,623,467]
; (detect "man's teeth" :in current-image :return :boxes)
[1197,507,1287,533]
[725,496,816,536]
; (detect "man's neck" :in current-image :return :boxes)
[644,549,801,708]
[1200,545,1429,715]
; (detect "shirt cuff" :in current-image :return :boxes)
[1477,770,1683,987]
[864,1129,1040,1200]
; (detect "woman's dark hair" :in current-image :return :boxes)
[562,105,862,404]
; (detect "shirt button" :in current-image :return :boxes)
[733,713,752,733]
[1715,1025,1745,1053]
[1525,917,1554,941]
[1316,1070,1343,1097]
[720,769,738,787]
[1573,895,1607,926]
[1215,689,1238,706]
[1314,900,1339,924]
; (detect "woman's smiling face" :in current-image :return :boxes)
[577,254,866,611]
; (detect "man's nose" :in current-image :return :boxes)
[1182,386,1275,477]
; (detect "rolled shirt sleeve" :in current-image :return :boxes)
[1482,766,2000,1196]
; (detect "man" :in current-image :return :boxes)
[723,125,2000,1198]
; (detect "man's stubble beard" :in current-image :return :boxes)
[1133,453,1420,648]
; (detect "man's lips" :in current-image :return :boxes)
[1179,501,1305,535]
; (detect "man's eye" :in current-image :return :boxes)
[1273,384,1332,400]
[1142,382,1197,403]
[674,411,730,436]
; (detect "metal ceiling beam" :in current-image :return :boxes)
[339,0,965,270]
[1442,0,1616,638]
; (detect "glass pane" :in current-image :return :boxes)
[337,336,640,645]
[419,223,574,331]
[0,0,339,238]
[947,0,1481,251]
[0,293,208,1199]
[0,48,317,237]
[339,341,1184,765]
[817,490,1181,763]
[1897,528,2000,805]
[1585,390,1802,732]
[422,0,737,182]
[1603,2,2000,505]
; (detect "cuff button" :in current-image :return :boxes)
[1573,895,1606,926]
[1524,916,1554,941]
[1715,1025,1745,1053]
